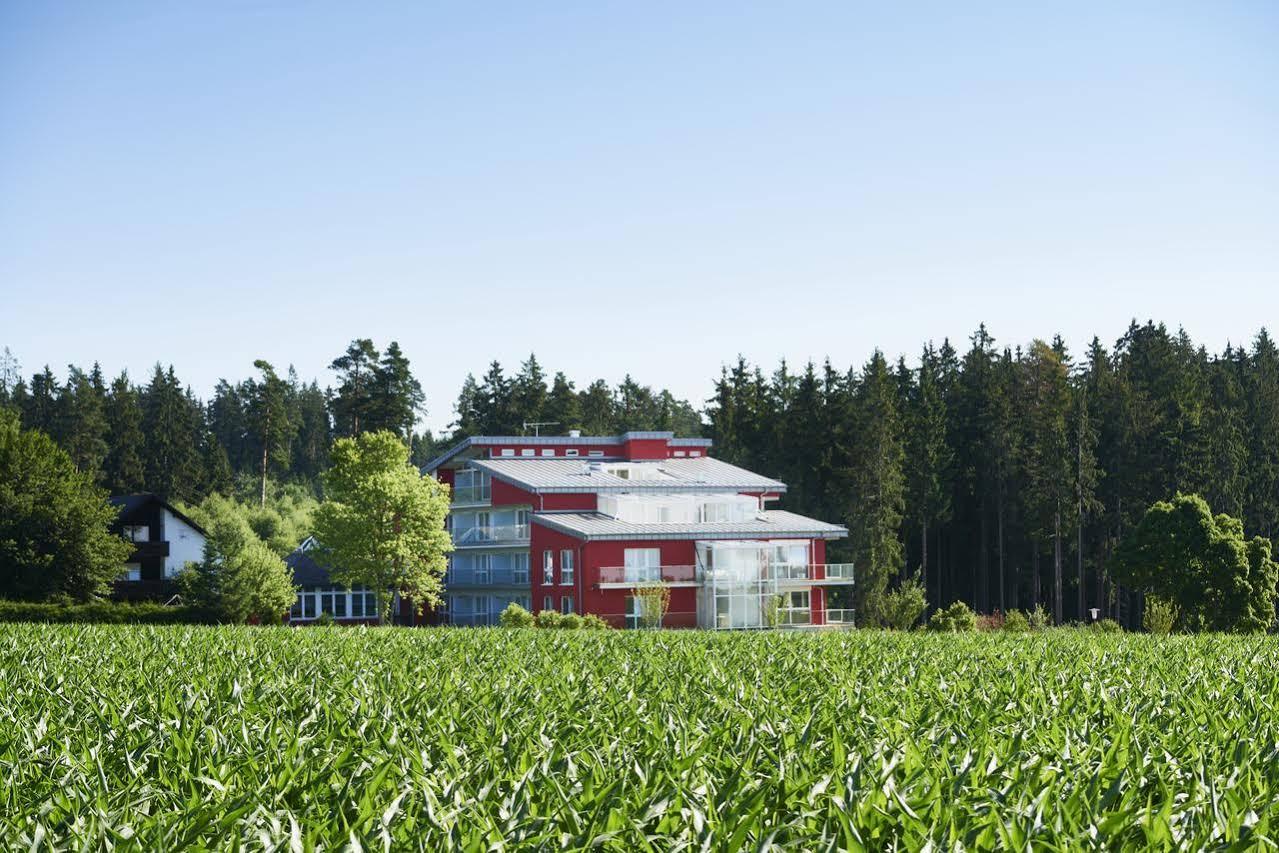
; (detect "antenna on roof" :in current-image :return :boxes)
[522,421,560,436]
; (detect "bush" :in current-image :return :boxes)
[0,600,212,624]
[315,611,335,627]
[976,612,1004,632]
[927,601,976,632]
[1002,610,1031,632]
[880,576,927,630]
[534,610,564,630]
[581,614,611,630]
[1090,618,1122,633]
[1143,596,1178,635]
[499,602,535,628]
[1028,605,1051,631]
[558,613,583,630]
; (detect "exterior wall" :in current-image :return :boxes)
[530,524,586,615]
[812,539,827,624]
[477,442,624,460]
[489,478,535,508]
[162,510,206,578]
[622,437,670,460]
[580,539,700,628]
[536,492,597,512]
[436,468,456,489]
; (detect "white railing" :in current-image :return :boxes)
[821,563,856,581]
[452,524,530,545]
[824,608,856,626]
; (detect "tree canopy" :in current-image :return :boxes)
[312,431,453,618]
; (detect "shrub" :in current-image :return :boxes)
[1028,605,1051,631]
[0,600,212,624]
[581,614,611,630]
[1143,596,1178,635]
[634,584,671,628]
[558,613,584,630]
[534,609,564,630]
[976,612,1004,632]
[927,601,976,632]
[879,576,928,630]
[499,602,535,628]
[1091,618,1122,633]
[1002,610,1031,632]
[315,611,335,627]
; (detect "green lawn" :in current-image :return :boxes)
[2,625,1277,849]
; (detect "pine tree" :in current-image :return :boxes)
[104,371,146,494]
[329,339,380,437]
[22,366,59,437]
[476,361,515,434]
[369,342,425,439]
[450,373,483,439]
[510,354,548,432]
[58,364,110,480]
[141,365,203,501]
[248,360,294,507]
[844,351,906,623]
[905,344,953,591]
[578,380,616,435]
[544,372,581,433]
[1246,329,1279,539]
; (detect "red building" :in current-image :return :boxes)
[424,431,854,629]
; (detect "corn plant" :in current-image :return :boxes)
[2,625,1279,849]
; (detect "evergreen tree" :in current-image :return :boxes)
[905,344,952,591]
[248,360,294,507]
[578,380,616,435]
[103,371,146,494]
[22,366,59,437]
[58,364,110,481]
[1245,329,1279,539]
[544,372,581,433]
[476,361,515,434]
[369,342,424,438]
[141,365,203,501]
[510,354,548,431]
[329,339,380,436]
[844,351,906,623]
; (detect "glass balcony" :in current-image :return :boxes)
[452,524,530,546]
[451,484,491,505]
[824,608,856,625]
[597,565,698,585]
[821,563,856,581]
[446,567,531,586]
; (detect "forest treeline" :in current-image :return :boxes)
[703,322,1279,625]
[3,320,1277,624]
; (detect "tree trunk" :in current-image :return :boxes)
[921,518,928,591]
[979,502,989,612]
[260,410,270,508]
[1032,547,1041,610]
[1053,506,1063,625]
[997,495,1006,613]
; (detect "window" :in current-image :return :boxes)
[543,550,554,585]
[588,450,604,458]
[673,450,686,457]
[561,596,575,615]
[565,449,580,457]
[521,448,535,457]
[513,553,530,584]
[303,593,316,619]
[543,595,553,613]
[475,554,491,584]
[560,550,575,585]
[290,595,303,619]
[499,448,515,457]
[689,451,701,457]
[123,525,149,543]
[351,590,364,618]
[623,548,661,583]
[540,448,555,456]
[625,595,642,629]
[780,590,811,626]
[121,563,141,582]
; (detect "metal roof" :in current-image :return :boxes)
[470,456,787,494]
[422,432,714,473]
[531,510,847,541]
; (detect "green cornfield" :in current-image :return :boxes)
[3,626,1279,850]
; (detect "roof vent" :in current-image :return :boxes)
[568,429,581,438]
[588,462,604,473]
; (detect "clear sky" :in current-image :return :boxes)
[2,1,1276,432]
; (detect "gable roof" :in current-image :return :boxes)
[108,494,208,536]
[284,538,337,587]
[470,456,786,494]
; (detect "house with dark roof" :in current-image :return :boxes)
[109,494,208,602]
[284,538,382,624]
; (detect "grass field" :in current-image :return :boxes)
[2,626,1278,850]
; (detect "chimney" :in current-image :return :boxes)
[568,429,581,438]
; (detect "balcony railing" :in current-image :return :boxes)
[597,565,698,585]
[447,567,530,586]
[452,524,530,546]
[451,485,491,505]
[820,563,856,581]
[824,608,856,626]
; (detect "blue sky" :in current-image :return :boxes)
[2,1,1276,431]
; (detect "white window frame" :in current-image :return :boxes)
[513,553,530,584]
[561,595,575,615]
[560,549,575,585]
[624,548,661,583]
[673,450,686,457]
[521,448,535,457]
[542,595,553,613]
[588,450,605,458]
[499,448,515,457]
[565,449,580,457]
[625,595,642,629]
[540,448,555,456]
[543,550,554,585]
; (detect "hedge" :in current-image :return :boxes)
[0,600,215,625]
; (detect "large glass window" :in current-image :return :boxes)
[543,550,554,584]
[123,525,149,543]
[560,550,575,585]
[623,548,661,583]
[625,595,642,629]
[513,553,529,584]
[561,596,575,615]
[780,590,811,625]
